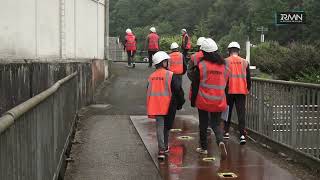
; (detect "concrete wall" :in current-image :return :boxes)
[0,0,105,59]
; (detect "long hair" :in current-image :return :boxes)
[203,51,225,65]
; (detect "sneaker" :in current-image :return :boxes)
[223,132,230,139]
[164,146,170,154]
[219,142,227,160]
[158,151,166,160]
[240,135,246,145]
[127,64,132,68]
[196,147,208,155]
[207,128,212,135]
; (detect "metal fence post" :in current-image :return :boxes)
[291,87,298,148]
[258,82,264,134]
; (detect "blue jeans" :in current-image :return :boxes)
[155,116,169,151]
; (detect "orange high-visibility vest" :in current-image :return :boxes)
[148,33,160,51]
[226,55,248,94]
[147,68,173,117]
[182,33,191,50]
[169,52,184,75]
[196,60,228,112]
[191,51,204,66]
[125,33,137,51]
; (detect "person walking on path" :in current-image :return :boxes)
[181,29,192,61]
[223,42,251,145]
[146,27,160,67]
[188,37,205,73]
[124,29,137,68]
[189,38,228,160]
[168,42,187,81]
[146,51,185,160]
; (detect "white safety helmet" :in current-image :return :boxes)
[181,28,187,33]
[228,41,241,49]
[152,51,170,65]
[196,37,206,46]
[170,42,179,50]
[150,27,156,33]
[200,38,218,52]
[126,28,132,33]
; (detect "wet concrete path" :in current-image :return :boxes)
[64,63,317,180]
[131,115,298,180]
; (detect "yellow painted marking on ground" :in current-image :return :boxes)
[177,136,194,140]
[202,157,216,162]
[217,172,238,178]
[170,128,182,132]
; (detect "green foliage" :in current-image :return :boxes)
[294,67,320,84]
[218,23,248,57]
[251,41,320,83]
[251,41,289,77]
[110,0,320,83]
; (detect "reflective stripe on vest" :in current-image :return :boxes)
[147,69,173,116]
[147,71,171,97]
[226,55,248,94]
[169,52,184,74]
[148,33,159,50]
[125,33,136,50]
[195,60,228,112]
[192,51,203,66]
[198,61,226,100]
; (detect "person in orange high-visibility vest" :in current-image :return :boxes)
[146,27,160,67]
[181,29,191,60]
[169,42,186,75]
[147,51,185,160]
[189,38,228,160]
[124,28,137,68]
[224,42,251,145]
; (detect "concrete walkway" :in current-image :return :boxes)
[64,63,317,180]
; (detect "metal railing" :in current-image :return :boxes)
[0,72,79,180]
[242,77,320,161]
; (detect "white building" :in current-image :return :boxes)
[0,0,107,60]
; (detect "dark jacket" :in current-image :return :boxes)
[171,74,185,109]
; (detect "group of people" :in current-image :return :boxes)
[142,27,251,161]
[123,27,191,68]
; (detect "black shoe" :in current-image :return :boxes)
[132,63,136,68]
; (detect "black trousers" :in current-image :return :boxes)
[148,51,158,67]
[224,94,246,136]
[182,49,189,62]
[127,50,136,65]
[198,109,223,150]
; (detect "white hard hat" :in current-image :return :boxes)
[152,51,170,65]
[150,27,156,33]
[181,29,187,33]
[170,42,179,50]
[126,28,132,33]
[200,38,218,52]
[228,41,240,49]
[196,37,206,46]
